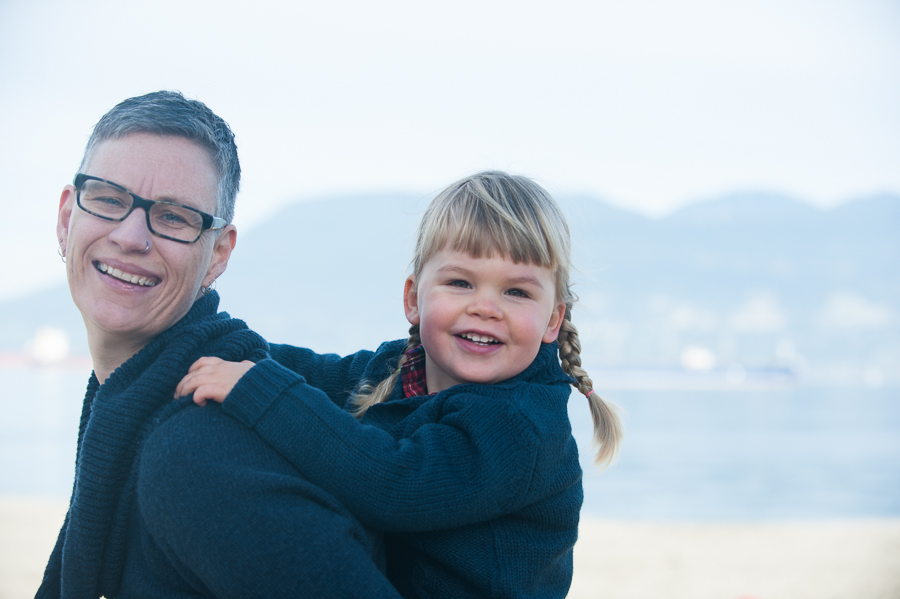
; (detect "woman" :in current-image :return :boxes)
[38,91,399,598]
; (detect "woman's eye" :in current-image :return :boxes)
[155,210,191,228]
[162,212,189,224]
[95,195,127,208]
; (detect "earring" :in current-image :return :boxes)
[201,279,217,295]
[58,238,66,263]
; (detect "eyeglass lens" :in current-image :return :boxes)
[78,179,205,242]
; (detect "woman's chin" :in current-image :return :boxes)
[77,297,171,347]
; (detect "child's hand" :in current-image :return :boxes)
[176,357,256,407]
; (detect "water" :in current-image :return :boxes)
[2,368,898,520]
[572,387,900,520]
[0,368,85,497]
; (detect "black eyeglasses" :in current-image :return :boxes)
[73,173,226,244]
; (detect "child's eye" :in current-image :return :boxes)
[448,280,471,288]
[506,288,530,298]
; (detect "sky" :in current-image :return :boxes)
[1,0,898,301]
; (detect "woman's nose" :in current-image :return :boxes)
[108,209,153,253]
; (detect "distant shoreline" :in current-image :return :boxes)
[0,356,799,391]
[0,352,92,370]
[587,365,796,391]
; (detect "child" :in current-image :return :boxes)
[176,171,623,598]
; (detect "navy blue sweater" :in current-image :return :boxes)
[224,339,584,598]
[36,293,400,599]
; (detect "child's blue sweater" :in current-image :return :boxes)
[223,339,584,599]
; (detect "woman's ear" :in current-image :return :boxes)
[542,302,566,343]
[56,185,75,246]
[203,225,237,287]
[403,275,420,325]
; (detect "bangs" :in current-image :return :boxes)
[414,172,572,301]
[428,203,555,268]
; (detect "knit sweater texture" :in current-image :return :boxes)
[225,339,584,599]
[36,293,400,599]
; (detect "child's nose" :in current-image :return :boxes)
[108,209,154,254]
[467,292,502,319]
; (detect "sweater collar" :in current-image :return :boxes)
[47,290,270,598]
[99,291,221,396]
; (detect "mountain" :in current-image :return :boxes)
[216,192,423,354]
[2,191,897,386]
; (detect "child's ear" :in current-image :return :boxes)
[542,302,566,343]
[403,275,420,325]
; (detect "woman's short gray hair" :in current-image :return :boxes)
[78,90,241,224]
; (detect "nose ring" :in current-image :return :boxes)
[139,241,151,254]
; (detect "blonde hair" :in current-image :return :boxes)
[353,171,622,466]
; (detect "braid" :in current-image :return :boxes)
[558,306,623,467]
[351,324,421,417]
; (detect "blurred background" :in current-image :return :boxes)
[1,0,898,524]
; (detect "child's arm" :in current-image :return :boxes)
[267,344,375,408]
[178,345,377,409]
[216,358,571,534]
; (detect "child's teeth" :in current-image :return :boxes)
[464,333,497,344]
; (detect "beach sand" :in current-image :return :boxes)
[2,495,898,599]
[570,518,900,599]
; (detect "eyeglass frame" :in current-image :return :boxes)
[73,173,227,244]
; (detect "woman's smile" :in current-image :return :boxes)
[94,260,160,287]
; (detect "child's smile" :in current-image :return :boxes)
[404,249,566,394]
[458,332,501,346]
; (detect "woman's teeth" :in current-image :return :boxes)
[460,333,499,345]
[97,262,158,287]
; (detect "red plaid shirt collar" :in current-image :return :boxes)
[400,345,431,398]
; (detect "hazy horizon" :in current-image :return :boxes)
[2,0,898,301]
